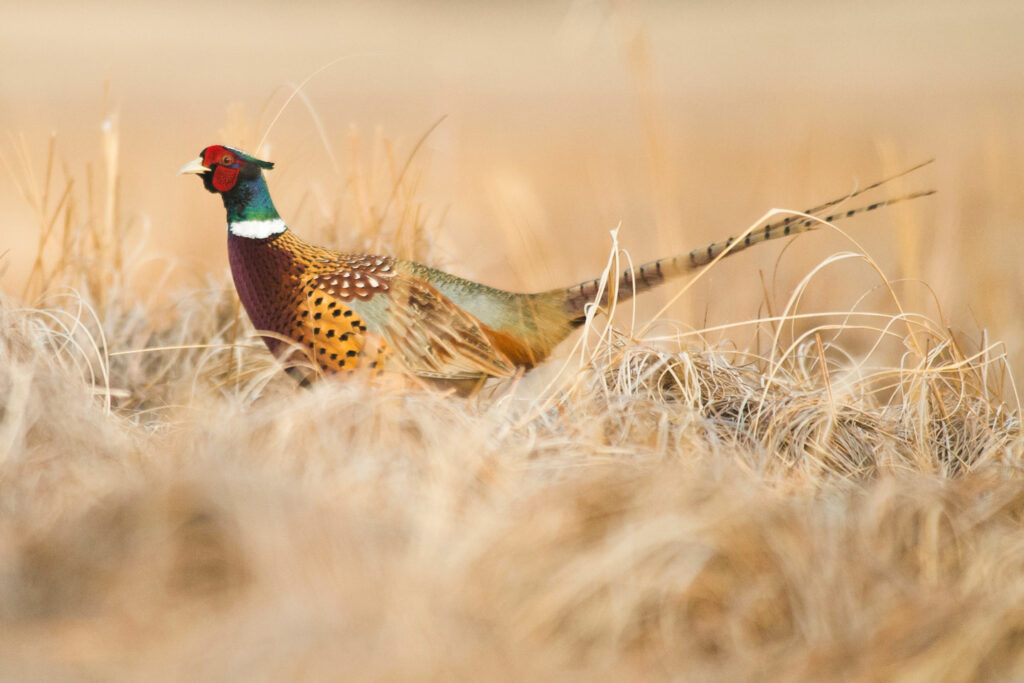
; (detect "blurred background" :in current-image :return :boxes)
[3,0,1023,369]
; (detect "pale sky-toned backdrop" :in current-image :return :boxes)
[3,0,1023,363]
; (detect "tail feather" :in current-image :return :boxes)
[790,158,934,219]
[564,166,935,322]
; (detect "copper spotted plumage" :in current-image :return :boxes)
[180,145,934,386]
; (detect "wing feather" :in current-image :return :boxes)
[382,274,517,380]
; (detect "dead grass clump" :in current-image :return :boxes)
[1,122,1023,680]
[594,339,1020,479]
[3,277,1024,680]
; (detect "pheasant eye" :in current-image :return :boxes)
[221,154,234,165]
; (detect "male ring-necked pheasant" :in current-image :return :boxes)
[180,145,932,384]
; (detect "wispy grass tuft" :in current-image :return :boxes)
[1,113,1022,681]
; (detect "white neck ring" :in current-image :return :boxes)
[228,218,287,239]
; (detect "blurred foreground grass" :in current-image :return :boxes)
[0,113,1022,680]
[3,1,1024,678]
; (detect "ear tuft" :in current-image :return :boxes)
[222,145,274,171]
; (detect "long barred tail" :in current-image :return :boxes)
[564,163,936,322]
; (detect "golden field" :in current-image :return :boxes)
[2,1,1024,679]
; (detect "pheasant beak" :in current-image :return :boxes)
[178,156,211,175]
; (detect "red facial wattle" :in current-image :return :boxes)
[212,165,239,192]
[202,145,240,192]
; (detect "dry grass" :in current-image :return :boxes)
[1,109,1023,682]
[3,2,1024,679]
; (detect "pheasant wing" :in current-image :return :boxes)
[304,257,517,381]
[382,274,518,381]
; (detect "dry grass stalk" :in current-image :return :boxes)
[0,118,1021,681]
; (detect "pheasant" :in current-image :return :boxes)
[180,145,933,384]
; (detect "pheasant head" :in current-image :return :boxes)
[179,145,284,238]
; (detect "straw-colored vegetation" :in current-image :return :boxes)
[1,100,1022,681]
[2,2,1023,677]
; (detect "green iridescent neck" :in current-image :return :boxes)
[222,174,281,224]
